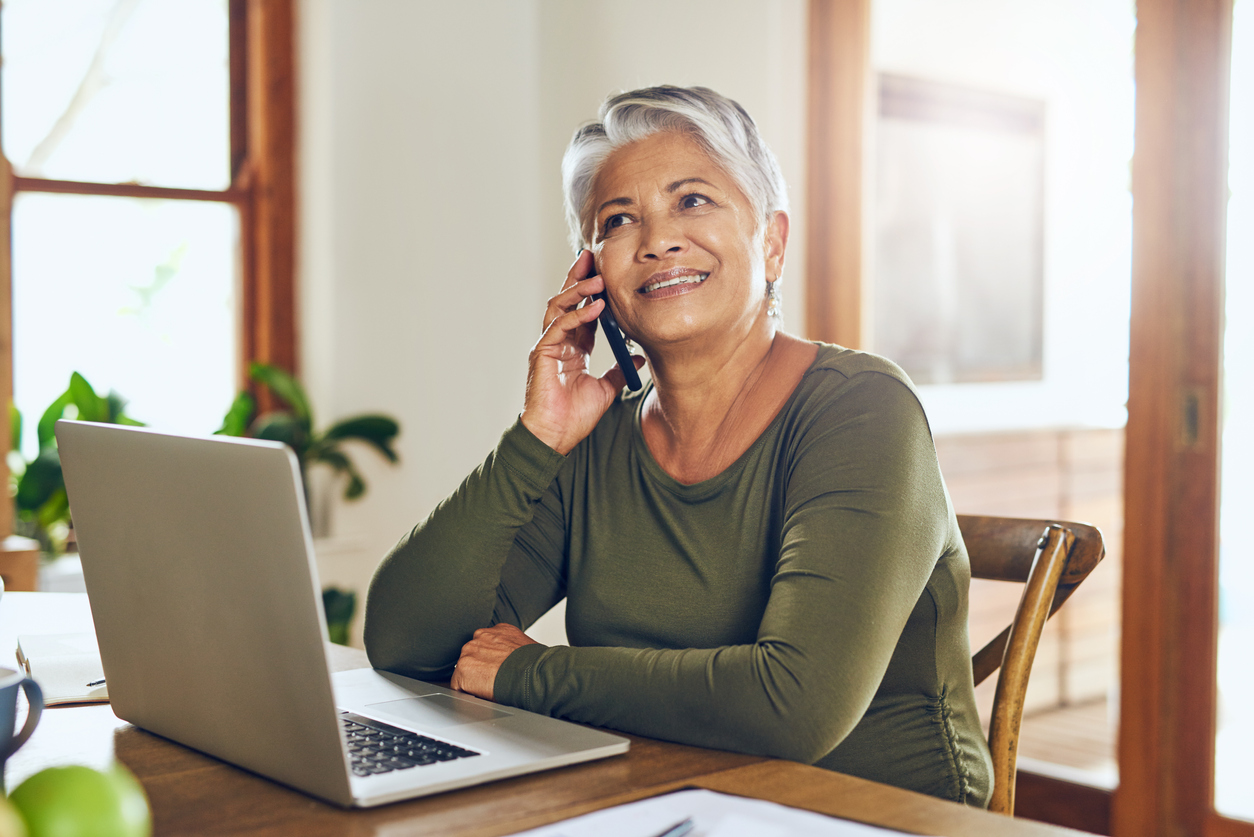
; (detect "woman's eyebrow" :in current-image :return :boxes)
[667,177,714,193]
[596,196,634,217]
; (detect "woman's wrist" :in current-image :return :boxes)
[520,410,573,455]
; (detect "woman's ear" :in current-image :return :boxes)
[763,211,790,281]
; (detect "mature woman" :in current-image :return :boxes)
[364,86,993,806]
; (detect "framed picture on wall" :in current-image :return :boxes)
[872,74,1045,385]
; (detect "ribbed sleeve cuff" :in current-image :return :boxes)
[494,641,549,712]
[496,418,568,496]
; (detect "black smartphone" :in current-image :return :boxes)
[588,268,643,392]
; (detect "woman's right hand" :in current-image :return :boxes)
[521,251,642,455]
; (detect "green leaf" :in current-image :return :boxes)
[215,392,256,437]
[36,389,74,450]
[321,415,400,463]
[106,390,146,427]
[313,448,367,500]
[322,586,356,626]
[16,447,63,512]
[346,472,365,499]
[325,621,349,645]
[249,363,312,430]
[36,486,70,531]
[251,412,309,459]
[10,402,22,453]
[69,372,110,423]
[322,586,356,645]
[106,391,126,423]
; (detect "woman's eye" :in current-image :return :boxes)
[680,194,711,209]
[603,213,631,233]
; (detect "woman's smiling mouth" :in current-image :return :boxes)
[640,272,709,296]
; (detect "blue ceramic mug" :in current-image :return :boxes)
[0,667,43,792]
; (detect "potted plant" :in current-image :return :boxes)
[217,362,400,505]
[10,372,144,555]
[217,362,401,644]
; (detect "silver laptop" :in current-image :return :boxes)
[55,420,628,808]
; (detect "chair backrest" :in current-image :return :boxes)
[957,514,1106,816]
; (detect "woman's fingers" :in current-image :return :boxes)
[522,250,627,455]
[600,353,647,391]
[450,624,540,701]
[543,276,604,331]
[534,296,603,354]
[543,251,601,328]
[562,248,595,289]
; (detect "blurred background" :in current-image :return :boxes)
[1,0,1248,829]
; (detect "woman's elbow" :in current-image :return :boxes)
[753,711,856,764]
[362,603,420,675]
[729,688,860,764]
[363,635,454,681]
[362,614,403,672]
[738,649,865,762]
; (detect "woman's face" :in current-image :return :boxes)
[589,131,786,352]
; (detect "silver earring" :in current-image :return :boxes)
[766,280,782,319]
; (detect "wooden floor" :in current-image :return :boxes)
[1004,698,1119,788]
[1015,688,1254,825]
[1019,699,1116,773]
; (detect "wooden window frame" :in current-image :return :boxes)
[808,1,1248,834]
[1116,1,1243,836]
[806,0,871,349]
[0,0,297,538]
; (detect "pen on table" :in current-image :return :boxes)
[648,818,694,837]
[86,679,106,687]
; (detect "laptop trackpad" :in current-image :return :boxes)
[366,695,514,729]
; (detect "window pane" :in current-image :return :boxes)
[874,76,1045,385]
[12,193,237,451]
[1,0,230,190]
[1217,0,1254,822]
[872,0,1135,789]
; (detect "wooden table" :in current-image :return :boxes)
[2,594,1090,836]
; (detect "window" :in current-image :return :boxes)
[873,74,1045,385]
[0,0,295,535]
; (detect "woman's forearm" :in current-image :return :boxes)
[494,634,889,763]
[363,419,567,678]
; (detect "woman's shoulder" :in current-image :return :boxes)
[805,342,918,390]
[785,341,932,439]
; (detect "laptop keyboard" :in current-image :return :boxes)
[340,711,481,777]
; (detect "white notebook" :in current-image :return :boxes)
[508,789,938,837]
[16,632,109,706]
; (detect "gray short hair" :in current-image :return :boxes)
[562,86,789,252]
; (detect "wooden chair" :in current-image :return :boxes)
[958,514,1106,816]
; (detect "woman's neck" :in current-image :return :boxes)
[641,326,816,485]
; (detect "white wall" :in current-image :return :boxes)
[531,1,808,322]
[298,0,808,643]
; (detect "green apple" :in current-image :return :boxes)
[0,797,27,837]
[9,764,150,837]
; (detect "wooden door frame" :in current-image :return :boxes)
[807,1,1250,834]
[1116,1,1243,836]
[806,0,870,349]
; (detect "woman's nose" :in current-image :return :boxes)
[637,215,686,261]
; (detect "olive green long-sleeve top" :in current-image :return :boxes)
[364,344,993,806]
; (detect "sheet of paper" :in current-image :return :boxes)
[16,632,108,706]
[506,788,936,837]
